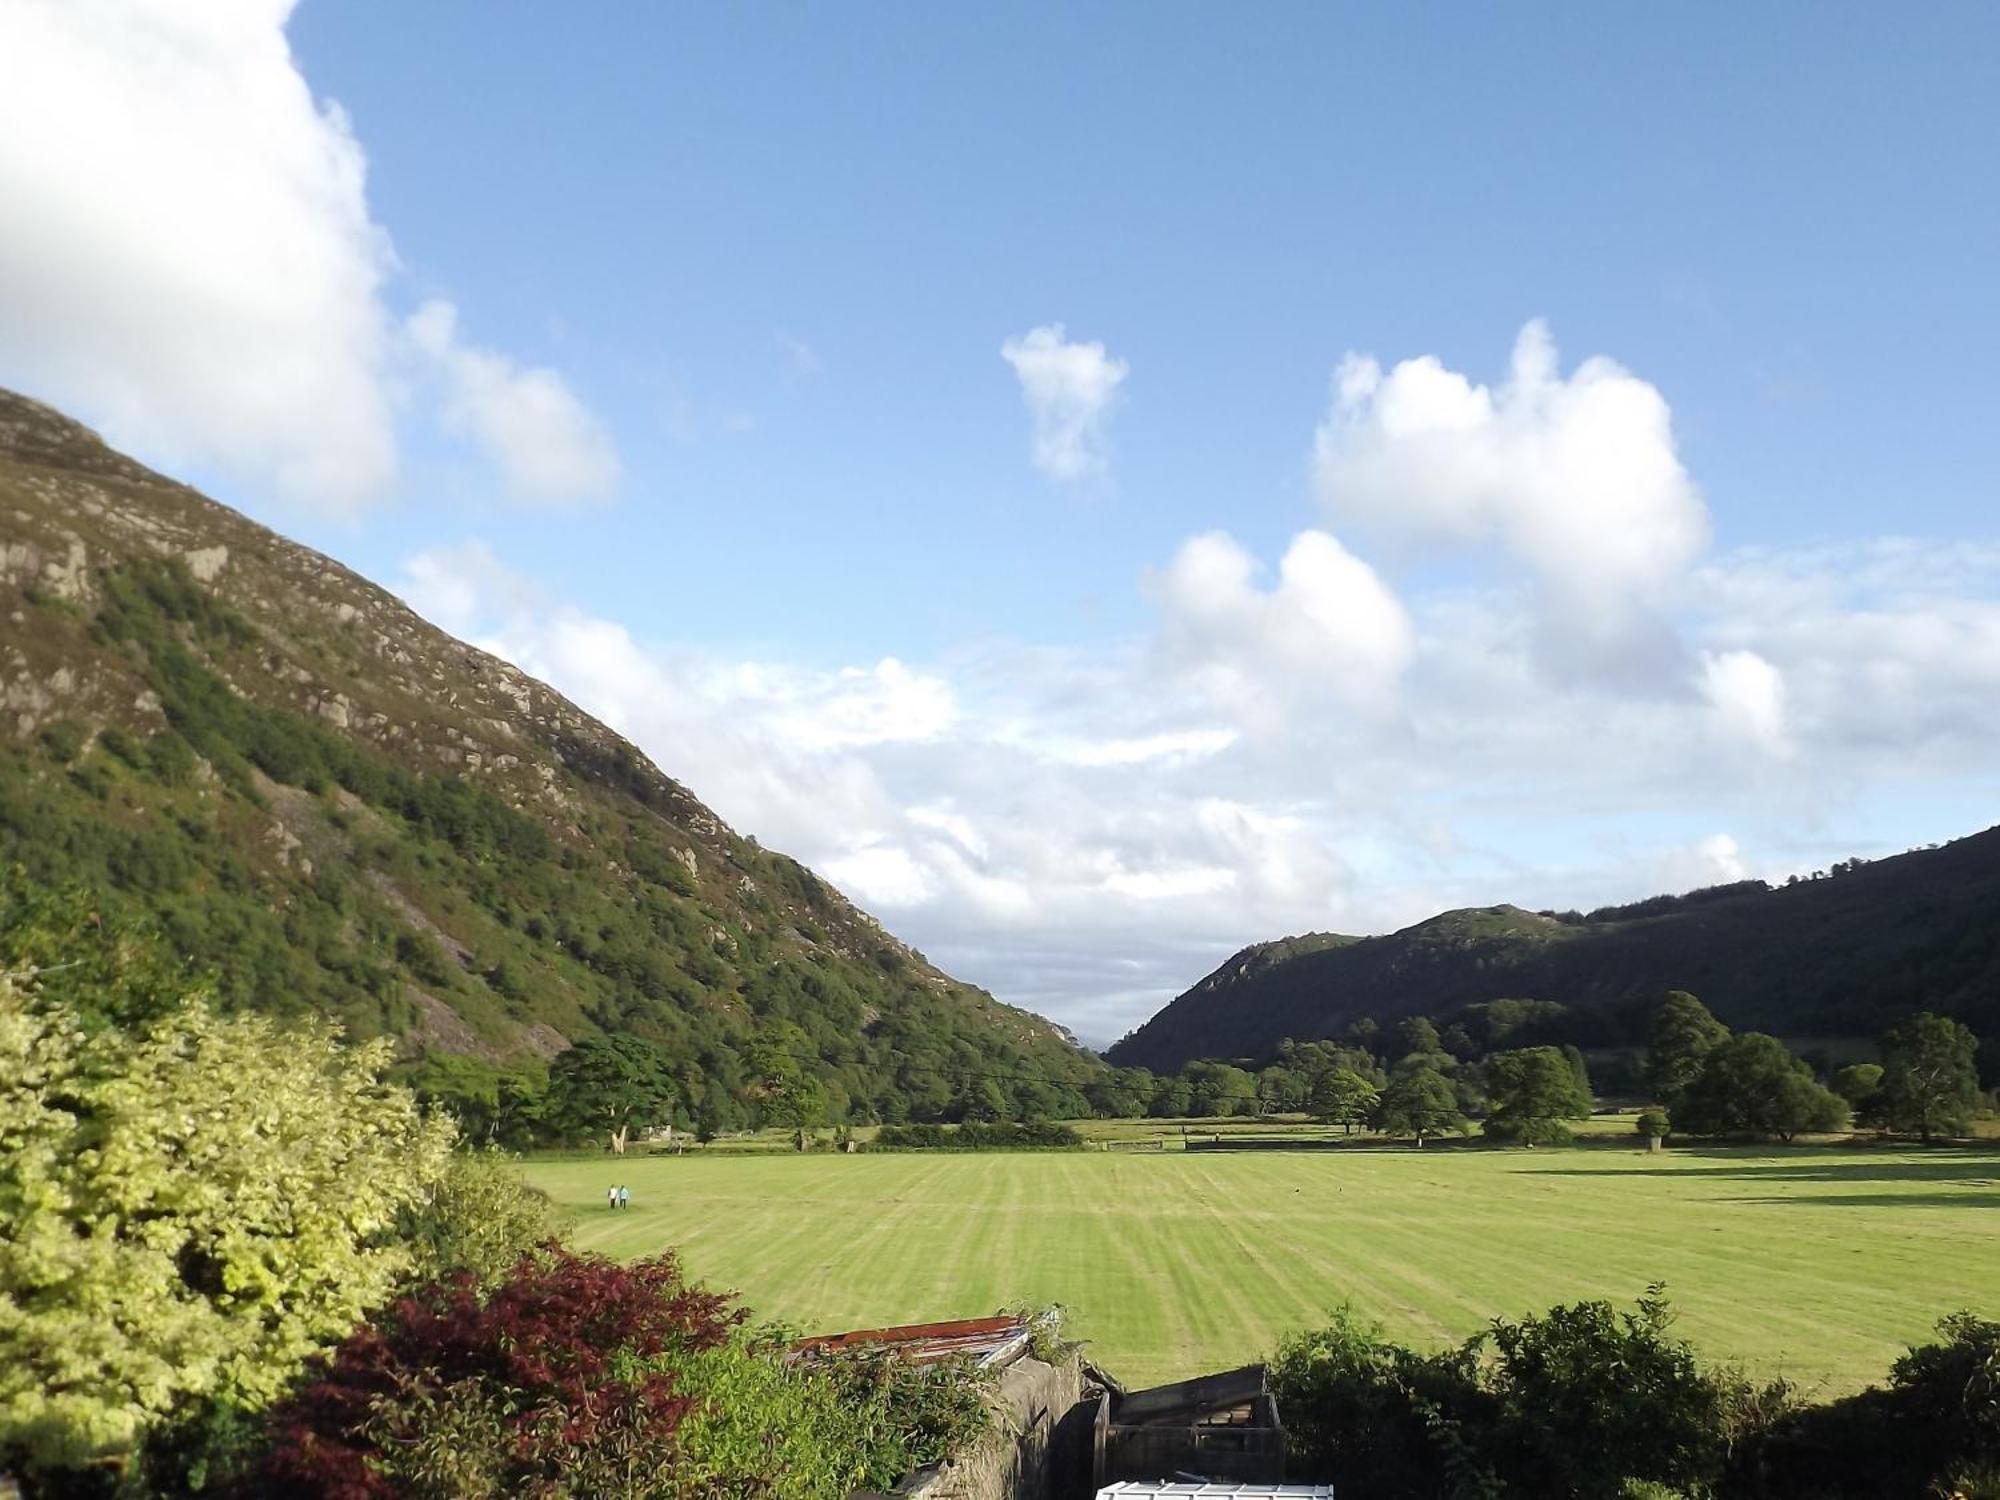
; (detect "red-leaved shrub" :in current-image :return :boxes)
[255,1243,742,1498]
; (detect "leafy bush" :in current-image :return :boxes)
[255,1246,994,1499]
[1731,1313,2000,1497]
[1270,1307,1497,1497]
[1274,1290,1785,1499]
[1480,1286,1778,1497]
[256,1247,736,1497]
[399,1148,553,1291]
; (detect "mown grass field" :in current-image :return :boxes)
[522,1144,1999,1393]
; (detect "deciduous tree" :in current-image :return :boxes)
[1483,1046,1594,1145]
[1309,1068,1380,1134]
[546,1034,679,1153]
[1645,990,1729,1104]
[0,980,453,1475]
[1877,1013,1980,1143]
[1373,1069,1466,1146]
[1670,1033,1848,1142]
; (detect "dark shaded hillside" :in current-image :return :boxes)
[1109,834,2000,1072]
[0,389,1101,1123]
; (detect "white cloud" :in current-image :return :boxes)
[824,845,936,908]
[407,300,620,505]
[1148,529,1415,729]
[398,539,543,634]
[0,1,615,511]
[0,0,395,506]
[1000,324,1128,482]
[717,658,959,752]
[394,522,2000,1046]
[1314,320,1708,673]
[1033,728,1240,768]
[1698,648,1793,758]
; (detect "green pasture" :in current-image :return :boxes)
[522,1144,1999,1393]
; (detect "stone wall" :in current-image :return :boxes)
[891,1351,1087,1500]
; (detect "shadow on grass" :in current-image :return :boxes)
[1523,1150,2000,1186]
[1717,1191,1999,1209]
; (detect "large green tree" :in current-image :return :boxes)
[1670,1033,1848,1142]
[0,981,454,1476]
[546,1034,680,1153]
[1373,1069,1466,1146]
[1310,1068,1381,1135]
[1483,1046,1594,1145]
[1876,1013,1980,1143]
[1645,990,1730,1104]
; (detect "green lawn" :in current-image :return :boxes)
[521,1144,1999,1393]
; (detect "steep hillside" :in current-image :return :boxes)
[0,389,1101,1123]
[1109,834,2000,1072]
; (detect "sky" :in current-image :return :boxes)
[2,1,1997,1043]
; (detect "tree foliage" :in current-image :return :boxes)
[0,980,453,1476]
[1373,1069,1467,1145]
[545,1034,680,1150]
[1309,1068,1381,1133]
[1876,1012,1980,1142]
[1646,990,1731,1104]
[1670,1034,1848,1142]
[1482,1046,1594,1145]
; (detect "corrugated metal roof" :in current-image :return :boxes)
[789,1314,1030,1367]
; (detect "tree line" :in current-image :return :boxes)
[1083,991,1987,1146]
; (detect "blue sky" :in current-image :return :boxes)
[3,2,1997,1039]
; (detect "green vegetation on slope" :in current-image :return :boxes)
[0,389,1102,1130]
[1112,838,2000,1073]
[524,1146,2000,1394]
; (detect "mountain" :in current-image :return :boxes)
[1108,834,2000,1073]
[0,389,1101,1124]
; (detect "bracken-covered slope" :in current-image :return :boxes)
[0,389,1101,1122]
[1109,832,2000,1072]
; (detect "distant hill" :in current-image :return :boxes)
[1107,834,2000,1073]
[0,389,1101,1123]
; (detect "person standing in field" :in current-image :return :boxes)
[607,1185,618,1211]
[619,1184,630,1210]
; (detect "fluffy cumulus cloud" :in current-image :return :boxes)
[1148,529,1416,730]
[398,318,1997,1045]
[1314,320,1708,674]
[1000,324,1128,482]
[0,0,394,505]
[407,301,620,505]
[0,0,614,510]
[394,526,2000,1045]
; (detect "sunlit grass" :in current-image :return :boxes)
[522,1142,1999,1392]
